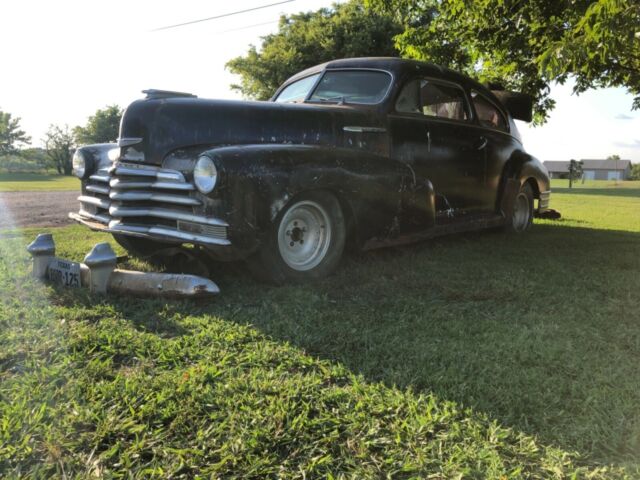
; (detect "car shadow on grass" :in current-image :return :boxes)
[213,224,639,468]
[81,223,639,468]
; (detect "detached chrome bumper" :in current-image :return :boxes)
[71,161,231,247]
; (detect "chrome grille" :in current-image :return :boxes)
[73,163,230,246]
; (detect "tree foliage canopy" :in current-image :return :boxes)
[73,105,123,145]
[368,0,640,124]
[0,110,31,156]
[226,0,402,100]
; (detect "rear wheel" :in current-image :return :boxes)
[506,182,534,233]
[248,191,346,283]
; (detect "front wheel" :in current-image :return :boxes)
[505,182,534,233]
[248,191,346,284]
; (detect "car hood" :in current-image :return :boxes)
[119,97,381,166]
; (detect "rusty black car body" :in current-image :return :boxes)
[70,57,552,282]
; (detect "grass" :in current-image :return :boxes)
[1,184,639,478]
[0,173,79,192]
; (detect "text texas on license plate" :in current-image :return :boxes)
[47,258,82,288]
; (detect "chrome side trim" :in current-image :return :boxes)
[117,137,143,147]
[79,195,110,210]
[109,205,229,227]
[343,126,387,133]
[109,191,201,206]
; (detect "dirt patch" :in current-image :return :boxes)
[0,191,79,229]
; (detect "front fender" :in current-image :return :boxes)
[202,144,428,248]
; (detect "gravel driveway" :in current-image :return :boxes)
[0,191,79,230]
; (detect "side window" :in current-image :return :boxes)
[471,91,508,131]
[396,79,469,121]
[274,74,320,103]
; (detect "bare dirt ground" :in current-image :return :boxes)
[0,191,79,230]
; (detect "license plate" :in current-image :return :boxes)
[47,258,82,288]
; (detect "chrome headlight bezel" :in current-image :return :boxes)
[72,150,88,179]
[194,156,218,194]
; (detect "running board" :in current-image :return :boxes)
[362,214,505,250]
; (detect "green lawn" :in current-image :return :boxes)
[1,185,639,478]
[0,173,79,192]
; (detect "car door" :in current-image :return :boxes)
[388,77,488,220]
[468,90,518,211]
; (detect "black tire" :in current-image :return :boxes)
[505,182,534,233]
[111,234,174,259]
[248,191,346,284]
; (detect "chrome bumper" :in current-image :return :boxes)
[70,162,231,247]
[69,212,231,246]
[538,190,551,211]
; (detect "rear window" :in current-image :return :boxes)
[308,70,392,105]
[396,79,469,121]
[471,91,508,131]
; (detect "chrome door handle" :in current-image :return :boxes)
[477,136,488,150]
[426,130,431,152]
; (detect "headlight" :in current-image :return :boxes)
[107,147,121,162]
[194,156,218,194]
[72,150,87,178]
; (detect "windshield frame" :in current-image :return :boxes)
[273,68,395,106]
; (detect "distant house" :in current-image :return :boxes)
[543,159,632,180]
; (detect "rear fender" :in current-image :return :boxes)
[497,151,550,214]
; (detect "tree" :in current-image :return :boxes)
[568,159,583,188]
[0,109,31,156]
[73,105,123,145]
[629,163,640,181]
[368,0,640,124]
[226,0,402,100]
[44,125,75,175]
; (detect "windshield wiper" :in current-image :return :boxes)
[317,96,347,105]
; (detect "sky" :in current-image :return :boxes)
[1,0,639,162]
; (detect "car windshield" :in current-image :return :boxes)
[274,74,320,103]
[308,70,392,104]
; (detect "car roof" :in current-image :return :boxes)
[283,57,484,91]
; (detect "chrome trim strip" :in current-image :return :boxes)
[109,178,195,191]
[86,185,110,195]
[77,209,110,224]
[79,195,110,210]
[110,223,231,246]
[109,191,201,206]
[117,137,143,147]
[109,205,229,227]
[112,164,186,183]
[343,126,387,133]
[89,174,110,183]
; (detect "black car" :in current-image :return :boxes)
[70,57,552,282]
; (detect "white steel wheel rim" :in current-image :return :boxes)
[277,200,332,271]
[512,193,530,231]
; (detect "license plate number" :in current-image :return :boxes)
[47,258,82,288]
